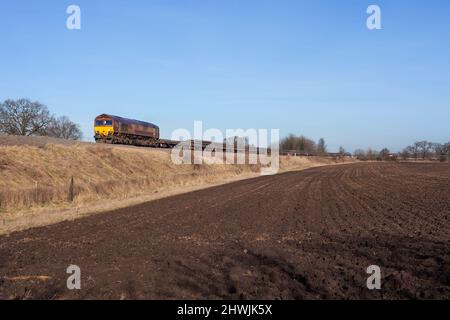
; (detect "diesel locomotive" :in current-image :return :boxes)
[94,114,194,149]
[94,114,164,147]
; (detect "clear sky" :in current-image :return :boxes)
[1,0,449,152]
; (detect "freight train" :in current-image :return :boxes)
[94,115,348,158]
[94,114,205,149]
[93,114,270,154]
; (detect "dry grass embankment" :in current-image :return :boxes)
[0,136,355,234]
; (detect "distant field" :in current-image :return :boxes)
[0,135,353,234]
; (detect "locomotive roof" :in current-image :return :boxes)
[96,114,159,129]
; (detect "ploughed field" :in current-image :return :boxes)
[0,162,449,299]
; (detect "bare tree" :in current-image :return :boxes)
[317,138,327,154]
[433,142,450,162]
[445,142,450,155]
[280,134,316,153]
[366,148,379,161]
[354,149,366,160]
[45,116,82,140]
[415,141,434,159]
[0,99,52,136]
[407,143,420,160]
[355,148,381,161]
[400,148,410,160]
[445,142,450,162]
[379,148,390,161]
[339,146,346,155]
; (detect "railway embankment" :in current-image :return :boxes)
[0,136,354,234]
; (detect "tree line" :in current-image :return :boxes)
[280,134,348,156]
[281,133,449,162]
[0,98,82,140]
[400,141,450,162]
[354,141,450,162]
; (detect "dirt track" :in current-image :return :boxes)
[0,162,449,299]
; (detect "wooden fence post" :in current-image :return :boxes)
[68,176,74,202]
[35,180,38,203]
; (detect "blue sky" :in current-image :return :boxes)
[0,0,449,152]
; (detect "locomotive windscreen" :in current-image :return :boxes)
[96,120,113,126]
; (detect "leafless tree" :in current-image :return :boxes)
[406,143,420,160]
[0,98,82,140]
[366,148,379,161]
[445,142,450,162]
[0,99,52,136]
[280,134,316,153]
[400,148,410,160]
[354,148,379,161]
[379,148,391,161]
[416,141,434,159]
[433,142,450,162]
[354,149,366,160]
[445,142,450,155]
[45,116,82,140]
[317,138,327,154]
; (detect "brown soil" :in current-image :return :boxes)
[0,162,449,299]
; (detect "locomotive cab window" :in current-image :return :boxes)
[96,120,113,126]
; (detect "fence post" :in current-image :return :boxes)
[68,176,74,202]
[35,180,38,203]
